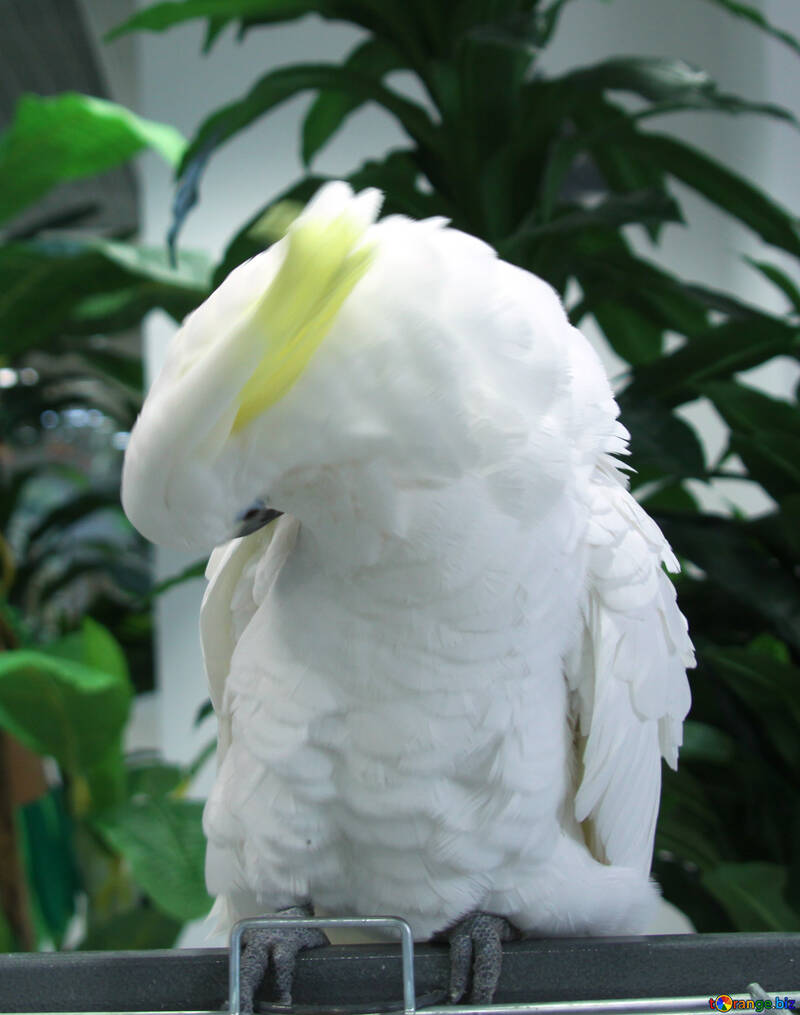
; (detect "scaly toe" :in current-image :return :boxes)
[445,911,520,1004]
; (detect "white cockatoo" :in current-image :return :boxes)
[122,181,694,1007]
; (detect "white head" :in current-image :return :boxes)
[122,182,572,559]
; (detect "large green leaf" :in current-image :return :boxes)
[621,132,800,259]
[302,37,406,166]
[0,620,132,776]
[657,516,800,652]
[622,401,706,480]
[108,0,423,52]
[0,93,185,226]
[591,301,664,366]
[569,246,711,342]
[0,237,209,359]
[703,862,800,932]
[107,0,340,39]
[703,381,800,500]
[703,647,800,731]
[703,380,800,437]
[181,64,438,176]
[93,797,211,922]
[562,56,794,122]
[679,721,735,765]
[171,63,439,245]
[622,316,799,407]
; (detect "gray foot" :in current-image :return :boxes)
[446,911,519,1004]
[238,906,329,1011]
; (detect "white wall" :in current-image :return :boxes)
[88,0,798,942]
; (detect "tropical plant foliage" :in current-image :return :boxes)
[0,95,212,950]
[108,0,800,933]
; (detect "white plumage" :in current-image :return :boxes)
[122,182,694,943]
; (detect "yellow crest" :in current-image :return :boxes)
[233,207,375,432]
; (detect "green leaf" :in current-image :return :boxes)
[181,65,438,175]
[76,349,144,392]
[680,721,735,764]
[622,132,800,259]
[47,617,129,684]
[700,0,800,56]
[93,797,211,922]
[568,97,668,220]
[106,0,335,39]
[23,492,124,551]
[171,63,439,246]
[0,620,132,776]
[703,381,800,499]
[0,93,185,225]
[746,259,800,314]
[562,56,795,122]
[652,855,733,932]
[79,905,182,951]
[20,788,81,946]
[749,496,800,567]
[590,301,663,365]
[570,247,710,343]
[451,30,533,171]
[622,317,799,407]
[348,151,448,218]
[656,766,725,870]
[126,760,186,799]
[622,402,706,479]
[503,188,683,254]
[638,482,699,514]
[194,698,214,726]
[657,516,800,652]
[703,647,800,728]
[704,378,800,436]
[703,862,800,931]
[302,37,406,166]
[0,237,209,359]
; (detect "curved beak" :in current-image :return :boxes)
[233,501,283,539]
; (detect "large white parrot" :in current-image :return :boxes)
[122,181,693,1008]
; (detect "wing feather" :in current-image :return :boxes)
[568,466,694,874]
[200,516,296,760]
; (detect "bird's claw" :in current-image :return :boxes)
[238,906,329,1012]
[445,911,519,1004]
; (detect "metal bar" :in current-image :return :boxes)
[3,933,799,1013]
[229,915,416,1015]
[7,993,800,1015]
